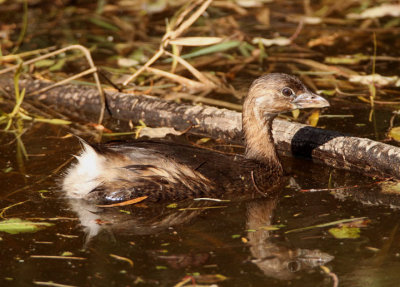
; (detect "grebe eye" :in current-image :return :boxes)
[282,87,294,97]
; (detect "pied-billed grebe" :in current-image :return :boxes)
[62,73,329,203]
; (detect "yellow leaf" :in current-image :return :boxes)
[308,110,320,127]
[292,109,300,119]
[389,127,400,142]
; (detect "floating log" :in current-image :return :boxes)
[1,76,400,179]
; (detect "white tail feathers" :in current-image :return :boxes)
[62,141,105,199]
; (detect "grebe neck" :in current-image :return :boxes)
[242,111,283,175]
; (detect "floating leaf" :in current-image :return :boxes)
[0,218,54,234]
[329,226,360,239]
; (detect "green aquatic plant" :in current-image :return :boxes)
[0,65,71,131]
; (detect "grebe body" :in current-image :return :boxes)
[62,74,329,203]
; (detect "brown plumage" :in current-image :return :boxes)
[61,73,329,203]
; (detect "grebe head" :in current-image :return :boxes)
[243,73,329,118]
[242,73,329,164]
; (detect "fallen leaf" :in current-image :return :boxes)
[255,7,270,26]
[292,109,300,119]
[308,33,339,48]
[389,127,400,142]
[349,74,400,87]
[117,57,139,68]
[329,226,360,239]
[252,36,291,47]
[0,218,54,234]
[308,110,320,127]
[347,4,400,19]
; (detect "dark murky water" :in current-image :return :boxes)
[1,106,400,287]
[2,0,400,286]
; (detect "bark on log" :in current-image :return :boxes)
[1,76,400,179]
